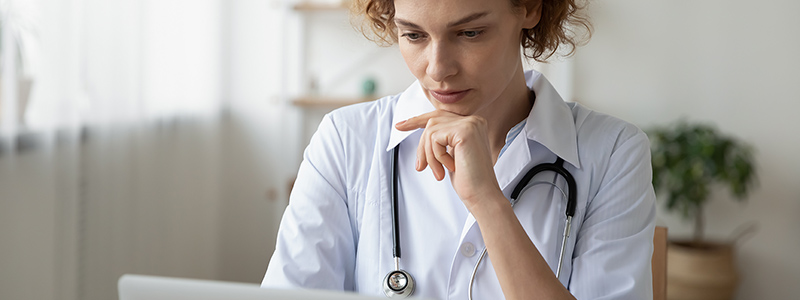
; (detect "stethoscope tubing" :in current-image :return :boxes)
[468,180,574,300]
[510,157,577,217]
[385,145,415,298]
[386,146,578,299]
[390,142,402,260]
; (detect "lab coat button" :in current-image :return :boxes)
[460,242,476,257]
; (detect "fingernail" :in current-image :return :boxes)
[396,120,406,127]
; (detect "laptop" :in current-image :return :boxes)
[118,274,431,300]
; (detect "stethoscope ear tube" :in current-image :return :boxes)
[510,158,577,218]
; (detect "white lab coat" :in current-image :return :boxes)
[263,70,656,300]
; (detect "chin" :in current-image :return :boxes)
[431,103,476,116]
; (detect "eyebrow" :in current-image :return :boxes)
[395,12,490,29]
[447,12,489,27]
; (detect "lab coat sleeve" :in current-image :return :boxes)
[262,113,357,291]
[569,125,657,299]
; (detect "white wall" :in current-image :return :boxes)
[572,1,800,299]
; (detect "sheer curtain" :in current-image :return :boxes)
[1,1,238,300]
[0,0,351,298]
[28,0,222,127]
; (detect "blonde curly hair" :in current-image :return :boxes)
[351,0,592,62]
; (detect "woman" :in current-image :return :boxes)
[263,0,656,299]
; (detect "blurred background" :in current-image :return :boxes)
[0,0,797,300]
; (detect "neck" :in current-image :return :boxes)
[480,68,533,162]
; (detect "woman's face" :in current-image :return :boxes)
[394,0,540,116]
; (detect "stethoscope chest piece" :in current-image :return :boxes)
[383,269,415,298]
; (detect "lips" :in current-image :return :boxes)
[428,89,471,104]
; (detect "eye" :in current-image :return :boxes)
[401,32,424,41]
[460,30,484,39]
[459,30,484,39]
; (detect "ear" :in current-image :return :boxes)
[521,0,542,29]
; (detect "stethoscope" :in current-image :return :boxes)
[383,144,577,299]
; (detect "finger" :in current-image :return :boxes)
[395,111,440,131]
[432,133,455,172]
[425,132,445,181]
[415,131,428,172]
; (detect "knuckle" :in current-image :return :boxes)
[430,131,443,141]
[462,116,486,132]
[471,116,487,126]
[434,148,446,158]
[426,118,439,127]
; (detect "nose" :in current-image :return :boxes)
[426,41,458,82]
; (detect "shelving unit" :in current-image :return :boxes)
[292,96,373,108]
[289,1,359,110]
[286,0,379,157]
[292,2,348,11]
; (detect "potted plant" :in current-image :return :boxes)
[647,121,756,300]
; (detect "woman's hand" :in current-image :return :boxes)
[395,110,504,210]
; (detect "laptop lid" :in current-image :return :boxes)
[118,274,410,300]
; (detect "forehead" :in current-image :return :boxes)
[393,0,514,26]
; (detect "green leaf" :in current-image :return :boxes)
[646,120,757,226]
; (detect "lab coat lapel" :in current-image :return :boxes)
[494,129,534,195]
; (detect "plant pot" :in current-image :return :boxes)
[666,240,738,300]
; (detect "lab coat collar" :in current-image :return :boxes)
[524,71,581,169]
[386,80,435,151]
[386,70,581,169]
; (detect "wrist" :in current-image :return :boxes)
[464,189,511,219]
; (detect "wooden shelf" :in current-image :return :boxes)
[292,2,349,11]
[292,96,373,108]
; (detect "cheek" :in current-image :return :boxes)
[399,43,426,78]
[466,43,513,78]
[483,34,521,73]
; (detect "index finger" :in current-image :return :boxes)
[395,111,438,132]
[396,109,466,131]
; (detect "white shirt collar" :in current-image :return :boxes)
[386,70,581,169]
